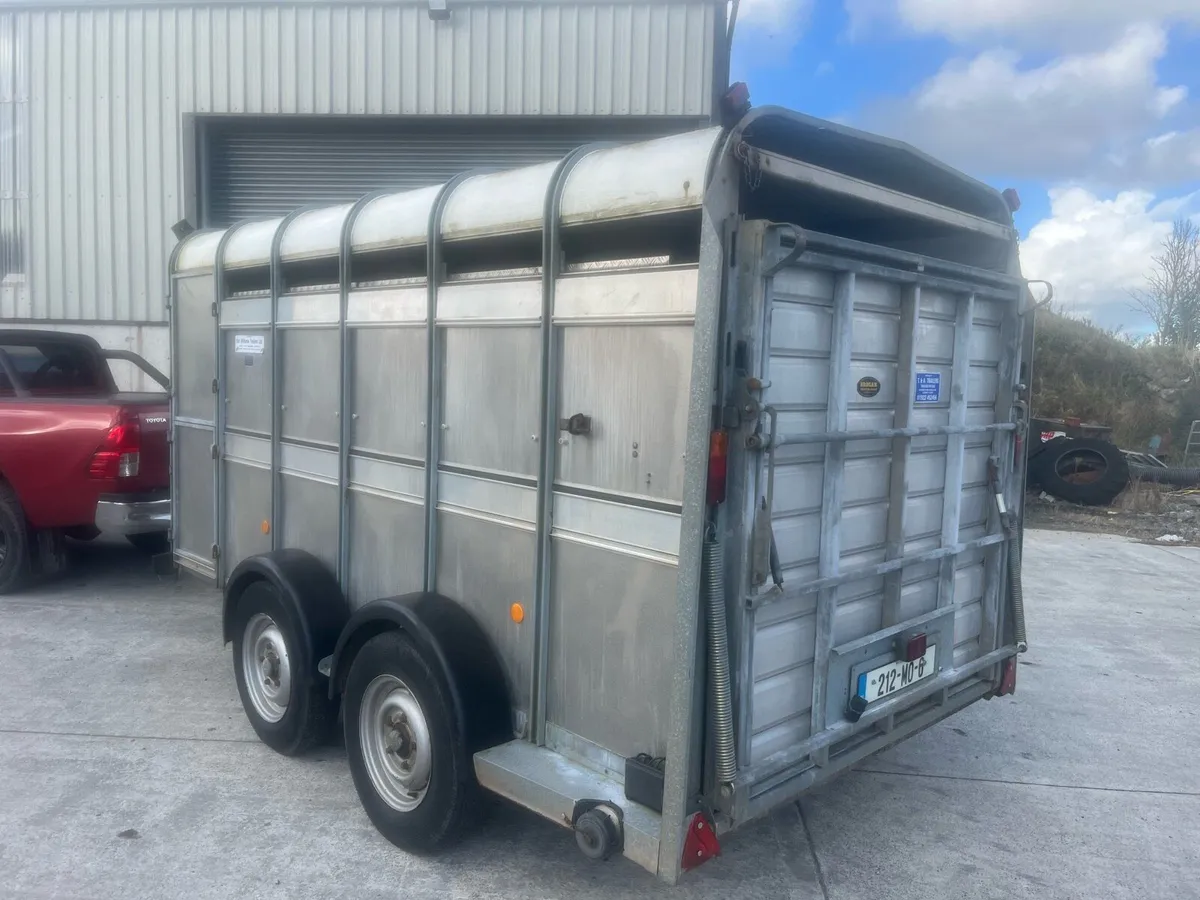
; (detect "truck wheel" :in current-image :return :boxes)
[344,630,477,854]
[1030,437,1130,506]
[0,482,32,595]
[231,580,336,755]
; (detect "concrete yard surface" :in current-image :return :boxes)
[0,530,1197,899]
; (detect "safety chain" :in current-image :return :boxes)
[734,141,762,191]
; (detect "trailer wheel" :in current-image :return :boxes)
[231,580,337,755]
[1029,437,1130,506]
[0,481,32,595]
[344,630,476,853]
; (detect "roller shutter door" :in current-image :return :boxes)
[204,118,699,226]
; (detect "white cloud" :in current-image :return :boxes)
[1018,186,1199,330]
[848,0,1200,46]
[1120,129,1200,183]
[733,0,812,43]
[859,25,1191,184]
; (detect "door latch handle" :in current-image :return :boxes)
[558,413,592,436]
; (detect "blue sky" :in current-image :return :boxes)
[731,1,1200,335]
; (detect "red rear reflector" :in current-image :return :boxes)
[997,657,1017,696]
[707,430,729,505]
[88,412,141,480]
[904,632,927,662]
[681,812,720,872]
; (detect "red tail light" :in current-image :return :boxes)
[89,412,141,479]
[707,430,729,505]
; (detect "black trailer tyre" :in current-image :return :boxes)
[1029,437,1130,506]
[231,580,336,755]
[344,630,477,854]
[0,482,32,595]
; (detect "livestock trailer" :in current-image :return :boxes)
[168,106,1031,883]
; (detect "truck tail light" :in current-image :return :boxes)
[707,430,729,505]
[89,412,141,479]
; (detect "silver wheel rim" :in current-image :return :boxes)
[359,674,432,812]
[241,613,291,724]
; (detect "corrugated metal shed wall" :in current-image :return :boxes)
[205,118,692,223]
[0,12,28,297]
[5,1,719,324]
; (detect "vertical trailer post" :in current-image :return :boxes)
[166,237,197,557]
[268,209,315,555]
[880,285,921,627]
[980,285,1025,658]
[808,272,855,760]
[336,192,392,591]
[657,144,737,884]
[530,144,608,746]
[213,219,269,585]
[422,173,479,593]
[935,294,976,612]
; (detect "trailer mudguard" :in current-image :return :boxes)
[222,550,350,680]
[327,593,512,751]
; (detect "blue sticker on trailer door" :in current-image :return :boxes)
[915,372,941,403]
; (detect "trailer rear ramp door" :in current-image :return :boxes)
[729,223,1025,820]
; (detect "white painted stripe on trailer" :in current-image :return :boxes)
[437,279,542,324]
[220,296,271,326]
[437,470,537,528]
[554,267,698,322]
[278,292,340,325]
[346,286,428,325]
[551,491,681,561]
[349,455,426,503]
[279,441,339,484]
[225,431,270,468]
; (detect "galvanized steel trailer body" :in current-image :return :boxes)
[169,106,1030,884]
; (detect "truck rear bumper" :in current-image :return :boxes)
[95,493,170,535]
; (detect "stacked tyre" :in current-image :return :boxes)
[1028,437,1129,506]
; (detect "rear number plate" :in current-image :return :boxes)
[857,646,937,704]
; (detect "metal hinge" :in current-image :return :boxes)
[211,543,220,560]
[210,444,218,460]
[211,378,218,394]
[211,301,218,317]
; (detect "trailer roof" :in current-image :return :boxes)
[176,127,722,273]
[174,108,1016,276]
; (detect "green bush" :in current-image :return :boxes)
[1031,308,1200,451]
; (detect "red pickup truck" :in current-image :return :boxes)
[0,330,172,593]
